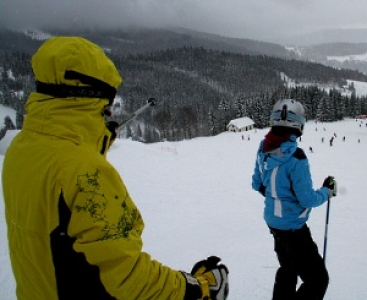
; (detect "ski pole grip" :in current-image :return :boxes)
[148,98,156,106]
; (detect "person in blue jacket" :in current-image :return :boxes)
[252,99,337,300]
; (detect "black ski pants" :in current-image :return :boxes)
[269,224,329,300]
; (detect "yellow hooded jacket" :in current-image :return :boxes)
[2,37,186,299]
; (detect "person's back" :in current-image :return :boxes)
[2,36,136,299]
[2,36,229,300]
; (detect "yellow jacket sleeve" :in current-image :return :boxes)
[62,158,186,299]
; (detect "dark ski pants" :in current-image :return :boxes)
[269,224,329,300]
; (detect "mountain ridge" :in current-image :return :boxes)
[3,26,367,74]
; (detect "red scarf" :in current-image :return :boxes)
[262,131,291,152]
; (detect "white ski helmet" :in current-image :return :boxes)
[270,99,306,136]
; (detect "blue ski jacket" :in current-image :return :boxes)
[252,135,330,230]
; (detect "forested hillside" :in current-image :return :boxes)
[1,45,367,142]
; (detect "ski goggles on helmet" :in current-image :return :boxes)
[270,110,306,126]
[36,70,117,106]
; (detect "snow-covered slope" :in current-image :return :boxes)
[1,118,367,299]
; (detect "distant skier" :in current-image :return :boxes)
[309,146,313,153]
[252,99,337,300]
[330,137,334,146]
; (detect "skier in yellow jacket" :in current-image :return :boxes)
[2,37,229,300]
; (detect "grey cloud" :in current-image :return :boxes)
[1,0,367,40]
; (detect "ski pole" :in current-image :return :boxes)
[116,97,156,131]
[323,199,331,263]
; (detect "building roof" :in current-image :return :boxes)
[228,117,254,128]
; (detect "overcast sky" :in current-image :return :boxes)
[1,0,367,40]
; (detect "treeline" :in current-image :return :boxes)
[1,47,367,143]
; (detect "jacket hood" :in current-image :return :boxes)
[261,135,298,170]
[32,36,122,89]
[23,37,123,153]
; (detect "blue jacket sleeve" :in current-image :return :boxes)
[290,157,329,208]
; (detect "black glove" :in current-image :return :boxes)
[183,256,229,300]
[323,176,337,197]
[258,184,266,197]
